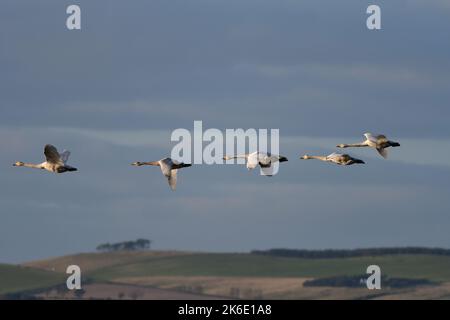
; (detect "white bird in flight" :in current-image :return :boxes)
[131,157,192,191]
[13,144,78,173]
[223,151,288,176]
[300,152,365,166]
[337,133,400,159]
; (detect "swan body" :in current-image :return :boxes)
[300,152,365,166]
[13,144,77,173]
[223,151,288,176]
[337,133,400,158]
[131,157,191,191]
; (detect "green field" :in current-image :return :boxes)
[87,253,450,283]
[0,264,65,295]
[3,251,450,299]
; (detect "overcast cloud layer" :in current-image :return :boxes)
[1,0,450,263]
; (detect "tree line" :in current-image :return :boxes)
[96,239,151,252]
[251,247,450,259]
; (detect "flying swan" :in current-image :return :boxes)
[337,133,400,159]
[131,158,192,191]
[223,151,288,176]
[13,144,77,173]
[300,152,365,166]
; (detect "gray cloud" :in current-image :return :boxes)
[1,0,450,262]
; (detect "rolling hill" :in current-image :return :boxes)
[0,264,65,296]
[2,249,450,299]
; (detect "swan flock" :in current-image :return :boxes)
[13,133,400,190]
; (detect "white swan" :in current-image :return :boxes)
[223,151,288,176]
[13,144,77,173]
[300,152,365,166]
[131,158,192,191]
[337,133,400,158]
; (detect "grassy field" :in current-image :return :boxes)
[85,253,450,283]
[0,264,65,295]
[6,250,450,299]
[24,251,188,273]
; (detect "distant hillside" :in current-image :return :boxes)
[24,250,450,282]
[0,264,64,296]
[79,252,450,283]
[252,247,450,259]
[8,248,450,299]
[23,251,189,273]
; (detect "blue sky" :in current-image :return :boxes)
[1,0,450,263]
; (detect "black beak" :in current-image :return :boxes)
[392,142,400,147]
[355,159,365,164]
[279,156,288,162]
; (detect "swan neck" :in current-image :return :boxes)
[345,143,367,147]
[310,156,327,161]
[23,163,43,169]
[142,161,160,166]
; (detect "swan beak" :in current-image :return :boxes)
[279,156,288,162]
[355,159,365,164]
[12,163,16,166]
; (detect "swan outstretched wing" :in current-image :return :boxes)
[364,133,378,143]
[377,147,389,159]
[366,133,388,143]
[246,153,259,170]
[159,158,173,177]
[60,150,71,164]
[260,166,274,176]
[167,169,177,191]
[327,152,341,160]
[44,145,63,165]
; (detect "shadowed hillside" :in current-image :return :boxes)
[3,248,450,299]
[0,264,64,295]
[87,253,450,282]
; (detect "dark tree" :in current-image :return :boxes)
[96,239,152,252]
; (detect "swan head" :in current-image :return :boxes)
[336,144,347,148]
[131,162,142,166]
[13,161,24,167]
[278,156,288,162]
[223,156,232,161]
[300,155,310,160]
